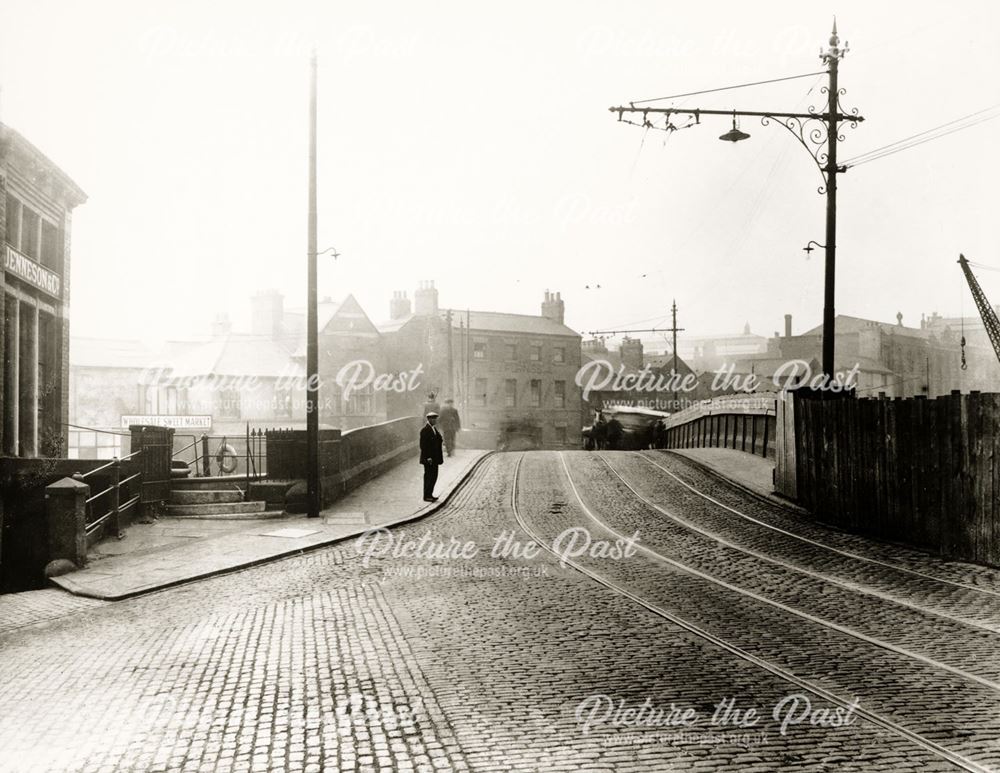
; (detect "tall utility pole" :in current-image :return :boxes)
[821,34,841,380]
[445,309,454,398]
[587,303,684,412]
[609,21,861,382]
[671,300,679,409]
[306,52,320,518]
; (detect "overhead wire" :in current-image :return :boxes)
[629,70,829,105]
[842,105,1000,168]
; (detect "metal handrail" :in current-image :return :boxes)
[80,448,142,479]
[86,495,140,535]
[82,453,142,538]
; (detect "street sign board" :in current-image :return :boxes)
[120,415,212,430]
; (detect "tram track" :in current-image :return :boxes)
[641,451,1000,600]
[592,452,1000,637]
[559,452,1000,692]
[509,452,993,772]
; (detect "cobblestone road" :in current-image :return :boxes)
[1,452,996,771]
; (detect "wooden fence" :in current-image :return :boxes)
[791,390,1000,567]
[663,394,778,459]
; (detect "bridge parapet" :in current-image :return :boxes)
[663,393,778,459]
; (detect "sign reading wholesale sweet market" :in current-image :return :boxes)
[4,244,61,298]
[120,415,213,430]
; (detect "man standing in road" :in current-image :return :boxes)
[420,411,444,502]
[438,398,461,457]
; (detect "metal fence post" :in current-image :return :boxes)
[201,434,210,477]
[110,457,124,539]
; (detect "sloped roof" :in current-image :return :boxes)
[71,338,160,369]
[154,334,302,380]
[451,310,579,338]
[800,315,933,340]
[376,315,415,334]
[289,296,380,357]
[581,350,696,383]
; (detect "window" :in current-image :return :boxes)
[475,378,488,407]
[555,425,567,444]
[2,295,16,455]
[473,341,486,360]
[37,312,60,456]
[40,221,63,272]
[504,379,517,408]
[529,379,541,407]
[554,380,565,408]
[274,388,293,418]
[5,194,20,247]
[553,347,565,364]
[68,429,122,461]
[20,207,39,258]
[505,343,517,361]
[347,386,374,416]
[529,345,541,362]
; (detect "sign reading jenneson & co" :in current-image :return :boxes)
[4,245,61,298]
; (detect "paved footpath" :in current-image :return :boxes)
[46,449,486,601]
[669,447,774,496]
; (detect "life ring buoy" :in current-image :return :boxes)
[216,443,238,474]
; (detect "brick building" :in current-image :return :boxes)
[1,124,87,457]
[380,285,583,448]
[731,313,1000,397]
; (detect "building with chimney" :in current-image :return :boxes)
[379,285,583,447]
[580,335,704,419]
[729,312,1000,396]
[1,124,87,458]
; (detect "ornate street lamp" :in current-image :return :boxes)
[609,20,863,382]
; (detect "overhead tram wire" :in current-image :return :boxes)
[842,105,1000,168]
[844,107,1000,165]
[629,70,829,106]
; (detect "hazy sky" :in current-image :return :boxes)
[2,1,998,350]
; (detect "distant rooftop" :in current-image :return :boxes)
[451,309,579,338]
[800,314,934,340]
[71,338,159,369]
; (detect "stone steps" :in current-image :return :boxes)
[162,508,286,521]
[165,500,267,517]
[170,476,250,492]
[170,490,244,505]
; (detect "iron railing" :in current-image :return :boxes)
[171,424,269,480]
[81,449,143,539]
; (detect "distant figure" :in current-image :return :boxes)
[606,415,624,450]
[421,392,441,419]
[420,412,444,502]
[652,418,667,449]
[591,412,608,451]
[438,398,461,457]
